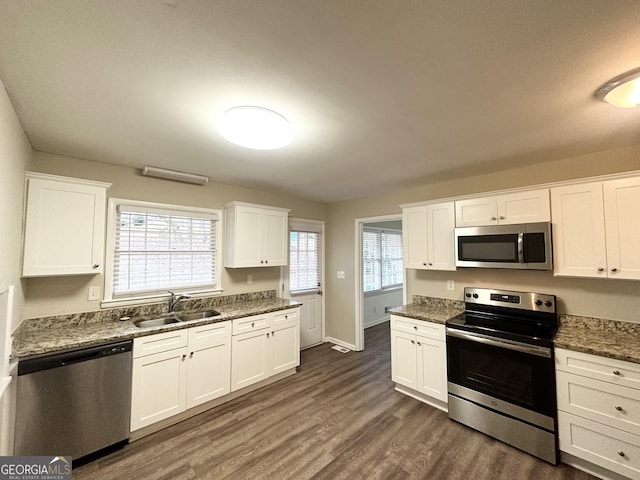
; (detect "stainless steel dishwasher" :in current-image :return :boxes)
[14,339,133,460]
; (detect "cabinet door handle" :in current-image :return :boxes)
[92,263,100,269]
[267,332,270,338]
[490,216,497,221]
[422,262,427,266]
[428,262,433,266]
[417,341,421,346]
[411,340,415,344]
[615,405,623,411]
[613,370,621,376]
[618,451,625,457]
[597,267,605,272]
[265,260,268,264]
[611,267,618,273]
[182,354,186,360]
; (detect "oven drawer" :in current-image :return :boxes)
[555,348,640,390]
[557,371,640,437]
[558,411,640,479]
[390,315,444,341]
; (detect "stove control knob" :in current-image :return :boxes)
[465,293,472,298]
[535,300,543,306]
[472,293,479,299]
[545,301,553,307]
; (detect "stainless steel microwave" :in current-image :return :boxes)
[454,222,552,270]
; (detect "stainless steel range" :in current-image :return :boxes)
[446,287,559,464]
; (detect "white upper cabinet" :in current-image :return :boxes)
[603,177,640,280]
[551,177,640,280]
[22,172,110,277]
[225,202,289,268]
[402,202,455,271]
[455,189,550,227]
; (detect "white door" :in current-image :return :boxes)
[284,220,324,349]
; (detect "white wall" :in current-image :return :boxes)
[0,76,32,455]
[326,145,640,345]
[25,152,328,318]
[363,289,402,328]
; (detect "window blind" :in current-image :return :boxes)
[289,231,320,292]
[363,229,402,292]
[113,205,218,296]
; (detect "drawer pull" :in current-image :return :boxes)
[413,326,418,330]
[613,370,621,376]
[618,451,625,457]
[251,322,255,327]
[615,405,623,411]
[417,341,421,346]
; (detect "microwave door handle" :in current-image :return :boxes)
[518,232,525,263]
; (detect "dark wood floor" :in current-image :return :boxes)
[74,322,597,479]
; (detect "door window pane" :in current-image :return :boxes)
[290,231,320,292]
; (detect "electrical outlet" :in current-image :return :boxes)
[246,274,253,285]
[88,286,101,301]
[447,280,455,291]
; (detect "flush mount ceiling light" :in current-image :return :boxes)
[217,106,293,150]
[595,67,640,108]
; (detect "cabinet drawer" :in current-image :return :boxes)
[133,329,189,358]
[558,411,640,479]
[556,348,640,390]
[188,321,231,346]
[390,315,444,341]
[232,314,270,335]
[557,371,640,436]
[272,308,298,326]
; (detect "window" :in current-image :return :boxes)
[104,198,221,303]
[363,229,402,293]
[289,230,320,292]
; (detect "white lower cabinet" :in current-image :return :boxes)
[131,322,231,432]
[556,348,640,479]
[390,315,447,406]
[231,309,300,391]
[131,308,300,433]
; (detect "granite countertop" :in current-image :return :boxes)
[12,291,300,360]
[555,315,640,365]
[390,295,640,365]
[389,295,464,325]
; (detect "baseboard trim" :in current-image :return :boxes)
[395,385,448,413]
[324,337,357,351]
[364,317,389,329]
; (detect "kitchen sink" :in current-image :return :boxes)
[176,310,221,322]
[133,317,182,328]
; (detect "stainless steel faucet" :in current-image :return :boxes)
[168,291,192,312]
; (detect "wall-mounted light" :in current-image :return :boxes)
[142,166,209,185]
[595,67,640,108]
[217,106,293,150]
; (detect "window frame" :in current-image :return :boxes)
[362,227,403,296]
[102,198,222,308]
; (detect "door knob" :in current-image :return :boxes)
[317,290,323,295]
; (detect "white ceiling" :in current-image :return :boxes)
[1,1,640,202]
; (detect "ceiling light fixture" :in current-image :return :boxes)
[142,166,209,185]
[595,67,640,108]
[217,106,293,150]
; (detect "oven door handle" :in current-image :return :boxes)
[446,328,552,358]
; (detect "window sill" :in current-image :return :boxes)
[101,288,223,309]
[364,286,403,298]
